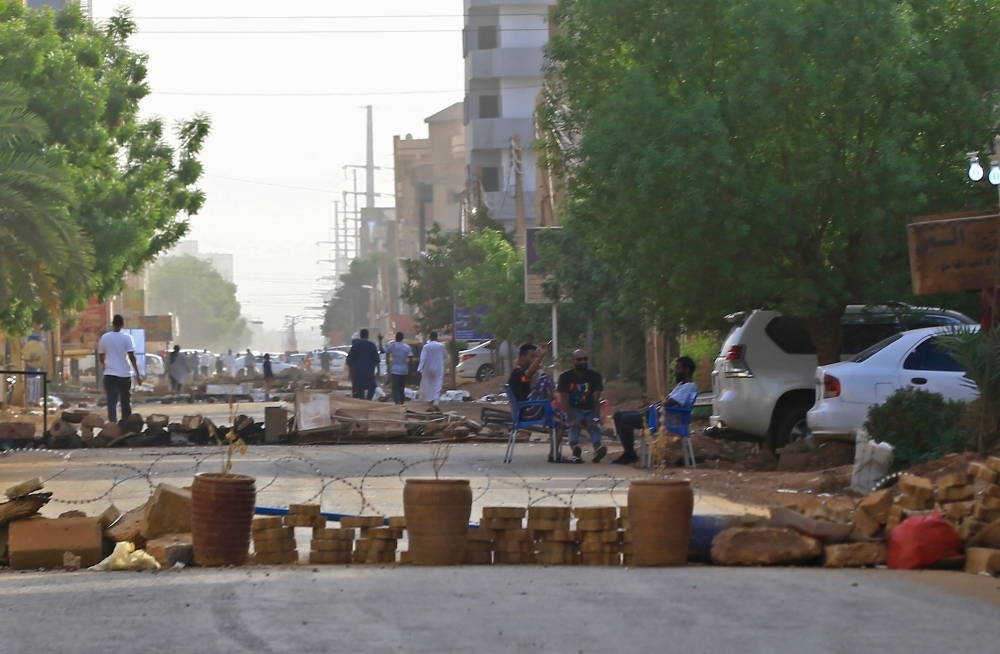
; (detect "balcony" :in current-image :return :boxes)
[466,46,545,81]
[467,117,535,151]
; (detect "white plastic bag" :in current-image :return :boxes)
[89,542,161,571]
[850,428,894,494]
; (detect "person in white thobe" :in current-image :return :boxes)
[417,332,447,406]
[223,350,237,377]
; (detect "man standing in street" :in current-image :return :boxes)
[319,349,331,374]
[224,349,236,377]
[418,331,446,408]
[612,356,700,465]
[346,329,381,400]
[557,349,607,463]
[98,314,142,423]
[245,348,256,377]
[384,332,413,405]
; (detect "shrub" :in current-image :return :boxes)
[864,388,972,471]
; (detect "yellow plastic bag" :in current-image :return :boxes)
[89,542,161,571]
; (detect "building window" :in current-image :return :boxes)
[478,25,498,50]
[479,95,500,119]
[481,167,500,193]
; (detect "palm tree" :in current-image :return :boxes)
[0,82,90,322]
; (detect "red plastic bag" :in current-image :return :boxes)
[887,511,963,569]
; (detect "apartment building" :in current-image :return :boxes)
[464,0,556,232]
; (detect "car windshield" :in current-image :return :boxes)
[850,332,905,363]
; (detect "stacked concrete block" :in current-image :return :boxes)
[619,507,633,566]
[309,528,355,565]
[340,516,393,563]
[527,506,574,566]
[284,504,326,529]
[482,507,531,564]
[251,517,297,564]
[465,527,494,565]
[574,507,620,566]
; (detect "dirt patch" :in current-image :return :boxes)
[902,452,983,482]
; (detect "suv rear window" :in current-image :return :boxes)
[764,317,815,354]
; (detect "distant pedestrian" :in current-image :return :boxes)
[346,329,381,400]
[418,331,446,408]
[215,355,224,376]
[167,345,188,393]
[319,349,331,373]
[557,349,607,463]
[245,349,256,376]
[98,315,142,423]
[199,350,212,377]
[384,332,413,405]
[224,349,236,377]
[263,353,274,398]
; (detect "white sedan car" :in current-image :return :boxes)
[455,342,494,381]
[807,327,979,438]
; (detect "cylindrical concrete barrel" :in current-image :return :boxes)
[627,479,693,566]
[192,473,256,567]
[403,479,472,565]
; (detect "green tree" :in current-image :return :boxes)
[321,257,379,342]
[0,4,210,321]
[400,225,484,333]
[147,256,247,351]
[0,82,90,335]
[540,0,1000,364]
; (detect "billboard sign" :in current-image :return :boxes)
[139,315,174,343]
[61,298,109,354]
[907,211,999,295]
[454,304,493,341]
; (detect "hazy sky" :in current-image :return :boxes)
[92,0,465,347]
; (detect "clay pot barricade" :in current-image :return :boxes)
[627,479,694,567]
[403,479,472,565]
[191,473,256,567]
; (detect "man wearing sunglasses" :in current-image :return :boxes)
[557,349,607,463]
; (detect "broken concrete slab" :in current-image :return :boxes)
[140,484,192,540]
[144,533,193,567]
[899,475,934,500]
[62,551,82,571]
[99,505,122,531]
[824,542,887,568]
[105,501,148,547]
[5,477,44,499]
[8,517,103,570]
[857,490,893,524]
[80,413,106,429]
[711,528,822,566]
[146,414,169,430]
[964,548,1000,575]
[970,520,1000,549]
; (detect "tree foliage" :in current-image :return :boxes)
[321,256,380,342]
[147,256,247,351]
[0,82,90,335]
[0,3,210,331]
[540,0,1000,364]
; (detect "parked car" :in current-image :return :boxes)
[145,353,165,377]
[234,354,294,377]
[293,350,348,376]
[456,341,494,381]
[808,326,979,438]
[710,305,976,449]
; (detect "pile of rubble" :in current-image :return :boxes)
[5,410,270,451]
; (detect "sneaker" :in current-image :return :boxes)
[612,451,639,465]
[571,444,582,458]
[593,445,608,463]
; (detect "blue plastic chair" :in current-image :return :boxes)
[504,384,559,464]
[642,391,698,469]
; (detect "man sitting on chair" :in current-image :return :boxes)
[612,356,699,465]
[508,342,568,460]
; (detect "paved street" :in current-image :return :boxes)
[0,566,997,653]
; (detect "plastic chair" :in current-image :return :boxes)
[641,392,698,469]
[504,384,559,464]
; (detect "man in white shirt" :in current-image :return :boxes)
[611,356,699,465]
[417,331,447,408]
[224,349,237,377]
[97,314,142,423]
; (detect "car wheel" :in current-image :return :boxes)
[771,403,812,451]
[475,364,495,382]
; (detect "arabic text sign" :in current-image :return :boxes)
[454,305,493,341]
[907,212,999,295]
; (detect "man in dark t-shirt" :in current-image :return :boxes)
[557,349,606,463]
[508,342,546,402]
[346,329,381,400]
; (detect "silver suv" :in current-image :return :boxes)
[709,305,975,450]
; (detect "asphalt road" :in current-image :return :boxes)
[0,566,997,653]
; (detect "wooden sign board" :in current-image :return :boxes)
[906,211,999,295]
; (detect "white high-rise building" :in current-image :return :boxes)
[463,0,556,231]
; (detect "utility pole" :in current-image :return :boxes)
[513,136,526,249]
[366,105,375,209]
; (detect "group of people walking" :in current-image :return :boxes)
[345,330,446,407]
